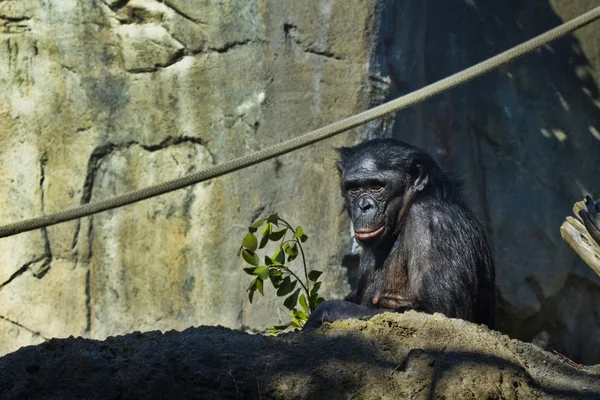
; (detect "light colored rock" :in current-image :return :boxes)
[0,259,87,339]
[0,318,44,357]
[118,24,184,72]
[0,0,375,355]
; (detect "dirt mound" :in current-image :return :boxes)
[0,311,598,399]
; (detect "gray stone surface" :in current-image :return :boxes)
[1,0,600,364]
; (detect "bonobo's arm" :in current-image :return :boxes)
[303,300,412,331]
[303,301,383,331]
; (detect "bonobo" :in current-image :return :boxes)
[304,139,495,330]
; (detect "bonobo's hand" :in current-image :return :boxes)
[303,301,337,331]
[303,300,382,331]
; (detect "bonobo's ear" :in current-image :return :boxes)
[411,162,428,192]
[335,146,349,175]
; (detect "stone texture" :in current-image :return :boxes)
[0,259,87,339]
[1,0,600,366]
[0,312,598,399]
[371,0,600,362]
[0,0,376,353]
[0,319,44,357]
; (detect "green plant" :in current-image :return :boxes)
[238,213,325,334]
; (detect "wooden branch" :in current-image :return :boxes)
[560,199,600,277]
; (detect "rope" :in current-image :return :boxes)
[2,6,600,239]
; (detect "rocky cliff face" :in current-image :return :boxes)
[0,0,378,354]
[1,0,600,364]
[372,0,600,364]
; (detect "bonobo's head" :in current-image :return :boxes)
[337,139,442,247]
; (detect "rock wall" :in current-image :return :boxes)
[1,0,600,364]
[373,0,600,364]
[0,0,379,354]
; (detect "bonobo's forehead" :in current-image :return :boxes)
[339,139,416,170]
[343,156,394,180]
[356,156,379,172]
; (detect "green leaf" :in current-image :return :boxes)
[243,267,256,275]
[247,278,258,304]
[273,248,285,265]
[269,228,287,241]
[269,275,283,288]
[267,213,279,225]
[284,288,301,310]
[258,235,269,249]
[285,243,298,262]
[308,270,323,282]
[269,268,283,277]
[242,232,258,252]
[242,249,259,266]
[276,276,297,296]
[259,223,271,249]
[256,278,264,295]
[260,223,271,235]
[299,294,309,313]
[299,234,308,243]
[249,218,265,233]
[310,281,322,297]
[266,324,292,335]
[254,265,270,280]
[293,308,307,320]
[247,278,257,292]
[293,226,304,238]
[268,269,283,287]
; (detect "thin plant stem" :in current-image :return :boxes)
[278,217,311,304]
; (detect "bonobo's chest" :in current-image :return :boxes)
[356,258,411,310]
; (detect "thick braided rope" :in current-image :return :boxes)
[1,6,600,239]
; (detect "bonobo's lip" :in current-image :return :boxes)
[354,225,385,241]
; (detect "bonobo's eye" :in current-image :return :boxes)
[347,187,360,196]
[371,185,384,194]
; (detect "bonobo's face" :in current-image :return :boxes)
[340,156,405,247]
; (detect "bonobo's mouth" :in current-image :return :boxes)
[354,225,385,242]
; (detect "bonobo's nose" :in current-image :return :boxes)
[358,196,375,213]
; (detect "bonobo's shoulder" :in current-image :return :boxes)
[411,197,480,226]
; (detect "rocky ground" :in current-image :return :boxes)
[0,311,598,399]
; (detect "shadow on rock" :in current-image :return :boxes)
[0,312,598,399]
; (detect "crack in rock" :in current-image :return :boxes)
[283,23,341,61]
[0,315,47,340]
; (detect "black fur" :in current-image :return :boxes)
[305,139,495,330]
